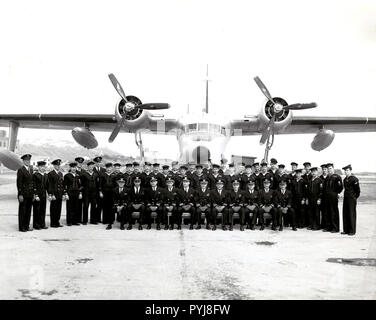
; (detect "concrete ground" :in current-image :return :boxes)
[0,172,375,300]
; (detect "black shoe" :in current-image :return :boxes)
[292,227,297,231]
[106,224,112,230]
[42,226,48,229]
[341,232,347,235]
[20,229,27,232]
[260,225,265,231]
[250,225,255,230]
[229,225,233,231]
[206,224,210,230]
[82,222,87,225]
[169,225,173,230]
[120,225,125,230]
[177,225,182,230]
[272,226,276,231]
[189,225,193,230]
[279,226,283,231]
[348,233,355,236]
[240,225,244,231]
[156,224,161,230]
[67,223,72,226]
[164,225,169,230]
[212,225,217,231]
[73,223,80,226]
[195,225,201,230]
[147,225,151,230]
[222,226,227,231]
[34,227,41,230]
[246,224,251,229]
[138,225,143,230]
[26,228,33,231]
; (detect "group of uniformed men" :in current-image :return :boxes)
[16,154,360,235]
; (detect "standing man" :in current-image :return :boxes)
[195,178,212,230]
[241,164,254,191]
[163,177,179,230]
[243,178,260,230]
[32,160,48,230]
[93,156,105,223]
[192,164,206,190]
[47,159,64,228]
[326,163,343,233]
[306,167,322,231]
[63,162,82,226]
[17,154,34,232]
[228,180,245,231]
[224,163,239,191]
[210,179,229,231]
[208,164,223,190]
[81,161,98,225]
[123,163,134,187]
[258,162,274,190]
[145,177,165,230]
[128,177,146,230]
[99,163,115,225]
[177,177,196,230]
[160,165,171,188]
[291,169,306,228]
[258,178,276,230]
[320,164,330,231]
[141,162,153,188]
[75,157,85,223]
[341,165,360,236]
[274,180,296,231]
[112,177,130,230]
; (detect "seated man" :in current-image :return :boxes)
[127,177,146,230]
[210,179,229,231]
[228,180,245,231]
[177,177,196,230]
[258,178,277,230]
[195,178,212,230]
[163,177,179,230]
[111,177,129,230]
[242,178,260,230]
[145,177,165,230]
[274,179,297,231]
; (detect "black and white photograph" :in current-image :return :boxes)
[0,0,375,308]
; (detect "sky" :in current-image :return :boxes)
[0,0,376,170]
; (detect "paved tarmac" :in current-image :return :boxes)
[0,172,375,300]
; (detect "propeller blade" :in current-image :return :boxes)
[259,115,275,145]
[108,117,126,143]
[137,103,170,110]
[108,73,128,102]
[283,102,317,110]
[254,76,275,104]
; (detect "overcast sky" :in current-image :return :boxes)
[0,0,376,170]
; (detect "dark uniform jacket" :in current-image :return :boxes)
[273,189,293,208]
[243,188,259,206]
[178,187,196,205]
[141,171,153,188]
[343,175,360,199]
[258,189,275,206]
[80,171,99,197]
[327,174,343,195]
[99,173,115,194]
[291,177,307,201]
[208,173,224,190]
[224,174,240,190]
[93,166,105,177]
[111,172,123,187]
[33,172,48,198]
[241,173,255,190]
[112,187,129,206]
[17,166,34,198]
[191,173,207,189]
[146,187,165,205]
[63,172,82,196]
[228,190,244,206]
[196,187,212,206]
[257,172,274,190]
[210,189,229,206]
[123,172,133,188]
[129,185,147,204]
[306,176,323,202]
[274,173,290,190]
[164,187,180,206]
[47,170,64,199]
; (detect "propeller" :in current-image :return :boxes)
[108,73,170,142]
[254,76,317,145]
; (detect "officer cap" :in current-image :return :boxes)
[195,164,202,169]
[87,161,95,166]
[150,177,158,182]
[232,180,240,185]
[166,177,175,183]
[180,165,188,170]
[69,162,78,168]
[252,162,260,167]
[342,164,352,171]
[260,162,268,167]
[37,160,46,166]
[310,167,318,172]
[270,158,278,164]
[51,159,61,165]
[241,162,246,166]
[171,161,179,166]
[320,164,328,168]
[153,163,160,167]
[216,179,224,184]
[278,164,285,169]
[117,177,125,183]
[20,154,32,160]
[114,163,121,167]
[228,163,235,168]
[75,157,84,163]
[279,179,287,185]
[326,163,334,168]
[247,178,256,184]
[303,162,311,167]
[182,177,190,183]
[290,162,298,166]
[245,164,252,168]
[133,162,140,166]
[133,177,141,183]
[200,178,208,183]
[263,178,271,183]
[294,168,302,173]
[144,161,152,166]
[105,162,113,168]
[125,163,133,167]
[162,165,170,170]
[93,156,102,163]
[212,164,220,168]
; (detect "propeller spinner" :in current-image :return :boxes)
[108,73,170,142]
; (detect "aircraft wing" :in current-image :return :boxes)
[229,116,376,135]
[0,113,182,134]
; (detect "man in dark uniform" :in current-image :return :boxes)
[111,163,123,186]
[75,157,86,175]
[177,177,196,229]
[160,165,171,188]
[99,163,115,225]
[254,162,261,176]
[243,178,260,230]
[258,178,277,230]
[186,162,196,180]
[210,179,229,231]
[163,177,179,230]
[175,165,189,189]
[320,164,330,231]
[241,164,254,190]
[326,163,343,233]
[123,163,134,187]
[191,164,206,189]
[145,177,165,230]
[80,161,98,225]
[258,162,274,190]
[269,158,278,176]
[32,160,48,230]
[208,164,223,190]
[195,178,212,230]
[274,180,297,231]
[111,177,129,230]
[47,159,64,228]
[17,154,34,232]
[341,165,360,236]
[228,180,245,231]
[274,164,289,190]
[170,161,180,176]
[151,163,165,187]
[302,162,312,227]
[131,162,143,184]
[141,162,153,188]
[224,163,240,191]
[93,156,105,223]
[74,157,85,223]
[63,162,82,226]
[128,176,146,230]
[291,169,307,228]
[306,167,322,230]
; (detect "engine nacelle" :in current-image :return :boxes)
[258,97,293,132]
[114,96,150,130]
[0,149,23,171]
[71,127,98,149]
[311,129,335,151]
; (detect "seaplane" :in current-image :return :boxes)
[1,68,376,170]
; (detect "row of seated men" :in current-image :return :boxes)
[16,154,359,235]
